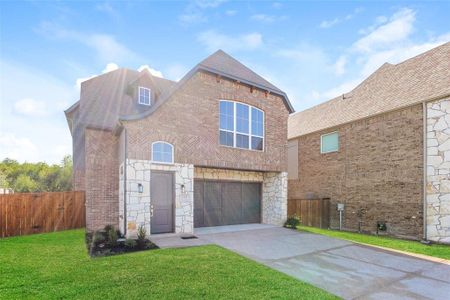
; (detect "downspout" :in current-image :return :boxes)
[422,101,427,241]
[123,128,128,237]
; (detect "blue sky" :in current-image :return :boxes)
[1,1,449,164]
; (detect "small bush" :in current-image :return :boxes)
[137,225,147,249]
[105,225,118,247]
[93,231,106,245]
[124,239,137,249]
[284,214,301,229]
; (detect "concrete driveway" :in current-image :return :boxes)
[195,224,450,300]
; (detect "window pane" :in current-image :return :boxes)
[152,142,173,163]
[251,137,263,150]
[321,132,339,153]
[236,133,249,149]
[220,130,233,147]
[153,151,163,162]
[236,103,249,133]
[220,101,234,130]
[162,152,172,163]
[251,108,264,136]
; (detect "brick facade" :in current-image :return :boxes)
[288,104,424,239]
[85,128,120,231]
[124,71,289,172]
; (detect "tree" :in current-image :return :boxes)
[0,156,73,192]
[14,174,38,192]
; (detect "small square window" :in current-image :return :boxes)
[321,132,339,153]
[138,87,151,105]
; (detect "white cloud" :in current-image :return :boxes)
[225,10,237,16]
[36,22,137,63]
[198,30,263,52]
[195,0,227,8]
[353,8,415,52]
[14,98,48,117]
[320,7,363,29]
[137,65,164,78]
[165,64,190,81]
[103,63,119,73]
[334,56,347,75]
[0,59,74,163]
[250,14,287,23]
[75,62,120,89]
[0,132,39,162]
[179,0,227,24]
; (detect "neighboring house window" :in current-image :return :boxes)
[152,142,173,164]
[138,87,151,105]
[321,132,339,153]
[219,100,264,151]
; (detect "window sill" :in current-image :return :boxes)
[219,144,264,153]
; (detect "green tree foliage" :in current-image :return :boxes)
[0,156,72,192]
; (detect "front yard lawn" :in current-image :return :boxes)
[298,225,450,260]
[0,230,337,299]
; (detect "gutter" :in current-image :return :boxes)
[123,128,128,237]
[422,101,428,241]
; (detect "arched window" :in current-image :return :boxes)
[152,142,174,164]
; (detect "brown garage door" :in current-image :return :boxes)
[194,180,261,227]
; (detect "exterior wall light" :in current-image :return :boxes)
[138,183,143,193]
[181,184,186,194]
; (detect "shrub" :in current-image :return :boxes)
[124,239,137,249]
[105,225,118,247]
[284,214,301,229]
[137,225,147,249]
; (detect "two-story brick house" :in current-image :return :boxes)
[65,50,294,237]
[288,42,450,243]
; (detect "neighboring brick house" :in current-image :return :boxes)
[288,42,450,243]
[65,50,294,237]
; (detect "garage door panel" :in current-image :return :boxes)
[194,180,261,228]
[194,181,204,228]
[222,182,242,225]
[242,183,261,223]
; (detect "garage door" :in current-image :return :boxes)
[194,180,261,227]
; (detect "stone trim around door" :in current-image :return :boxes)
[426,97,450,244]
[120,159,194,238]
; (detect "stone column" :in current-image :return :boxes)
[262,172,288,226]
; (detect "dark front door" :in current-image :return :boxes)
[194,180,261,227]
[151,171,174,234]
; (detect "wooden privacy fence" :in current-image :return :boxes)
[0,191,85,238]
[288,198,330,229]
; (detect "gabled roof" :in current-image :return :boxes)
[288,42,450,139]
[120,50,294,121]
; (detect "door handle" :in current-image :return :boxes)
[150,204,154,217]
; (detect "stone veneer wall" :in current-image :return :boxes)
[194,167,287,226]
[426,97,450,243]
[262,172,288,226]
[120,159,194,238]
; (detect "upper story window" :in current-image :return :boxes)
[138,87,151,106]
[219,100,264,151]
[321,132,339,153]
[152,142,173,164]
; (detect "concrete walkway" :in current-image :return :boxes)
[195,224,450,300]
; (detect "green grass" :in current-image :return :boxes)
[298,225,450,260]
[0,230,337,300]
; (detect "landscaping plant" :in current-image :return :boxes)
[284,214,301,229]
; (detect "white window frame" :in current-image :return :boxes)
[151,141,174,164]
[320,131,339,154]
[219,100,265,151]
[138,86,151,106]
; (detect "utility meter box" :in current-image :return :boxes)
[337,203,345,211]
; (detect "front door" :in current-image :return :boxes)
[150,171,174,234]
